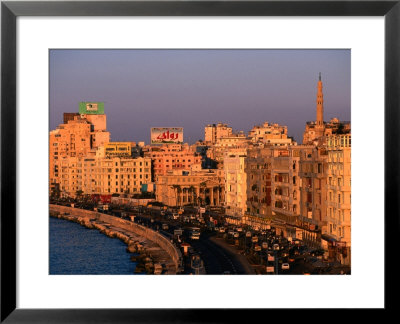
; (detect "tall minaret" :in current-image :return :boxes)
[316,72,324,127]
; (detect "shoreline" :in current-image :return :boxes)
[49,209,177,274]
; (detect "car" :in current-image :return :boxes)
[282,263,290,270]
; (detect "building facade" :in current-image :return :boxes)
[155,169,225,207]
[49,105,110,195]
[223,151,247,218]
[248,121,293,146]
[204,123,233,145]
[144,143,202,181]
[58,155,152,197]
[324,134,351,265]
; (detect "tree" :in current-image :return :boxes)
[336,123,345,134]
[189,185,196,205]
[75,190,83,200]
[51,185,61,199]
[199,182,207,206]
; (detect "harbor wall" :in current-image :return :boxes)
[49,204,182,272]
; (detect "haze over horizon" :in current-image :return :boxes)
[50,49,351,144]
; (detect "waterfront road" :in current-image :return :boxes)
[190,232,255,275]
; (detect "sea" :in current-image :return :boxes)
[49,217,138,275]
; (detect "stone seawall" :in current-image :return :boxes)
[49,204,183,274]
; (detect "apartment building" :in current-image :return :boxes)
[58,155,152,197]
[143,143,202,181]
[223,151,247,218]
[324,134,351,265]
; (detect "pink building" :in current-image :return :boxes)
[144,144,202,181]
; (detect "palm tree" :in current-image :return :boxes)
[189,185,196,206]
[199,182,207,207]
[76,190,83,201]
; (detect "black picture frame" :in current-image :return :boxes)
[1,0,399,322]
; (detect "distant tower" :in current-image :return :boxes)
[316,72,324,127]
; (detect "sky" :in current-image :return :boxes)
[50,49,350,144]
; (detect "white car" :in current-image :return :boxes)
[282,263,290,270]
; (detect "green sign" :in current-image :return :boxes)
[79,102,104,115]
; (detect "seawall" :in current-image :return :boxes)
[49,204,183,274]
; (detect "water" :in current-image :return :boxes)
[49,217,138,275]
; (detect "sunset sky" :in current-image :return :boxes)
[50,49,351,144]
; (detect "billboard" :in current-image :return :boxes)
[151,127,183,144]
[79,102,105,115]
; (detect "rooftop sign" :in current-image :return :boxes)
[151,127,183,144]
[79,102,104,115]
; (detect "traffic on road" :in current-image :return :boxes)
[50,196,350,275]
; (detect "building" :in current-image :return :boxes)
[49,103,111,195]
[63,112,80,124]
[297,145,328,245]
[302,74,350,145]
[224,151,247,218]
[245,147,274,218]
[323,134,351,265]
[155,169,225,207]
[271,146,301,219]
[206,132,250,169]
[248,121,294,146]
[144,143,202,181]
[58,155,152,197]
[244,145,301,220]
[204,123,233,145]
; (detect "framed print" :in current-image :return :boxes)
[1,0,399,322]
